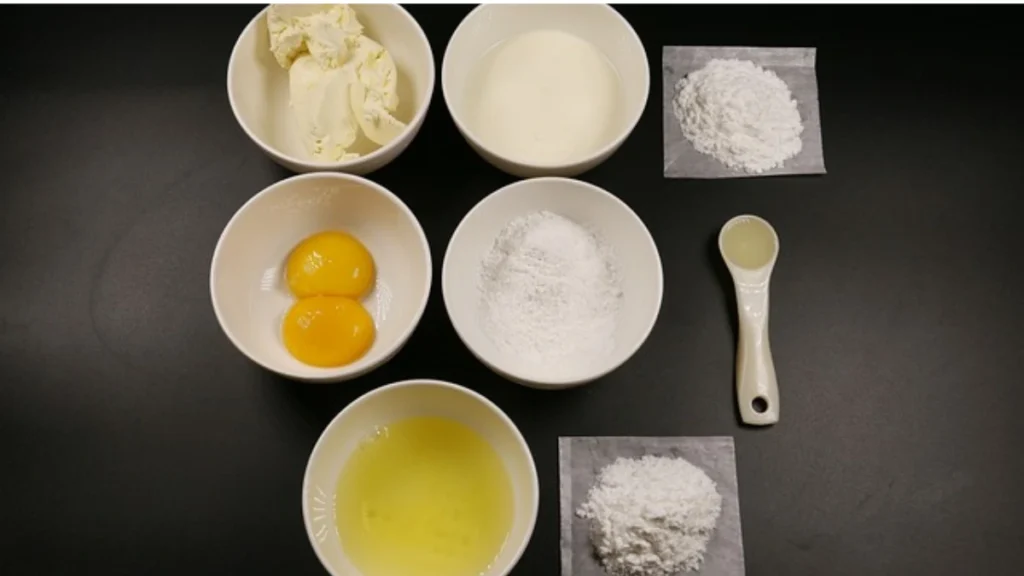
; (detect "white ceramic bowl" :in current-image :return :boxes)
[303,379,538,576]
[210,172,431,382]
[228,5,435,175]
[443,177,663,389]
[441,4,649,178]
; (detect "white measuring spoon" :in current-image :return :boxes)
[718,214,780,426]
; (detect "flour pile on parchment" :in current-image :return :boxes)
[577,455,723,575]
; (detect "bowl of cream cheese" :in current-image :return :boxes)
[442,4,649,178]
[229,4,434,175]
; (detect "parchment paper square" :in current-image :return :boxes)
[559,436,744,576]
[663,46,825,179]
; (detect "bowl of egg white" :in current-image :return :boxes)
[304,379,538,576]
[210,172,431,382]
[442,4,649,178]
[228,4,434,175]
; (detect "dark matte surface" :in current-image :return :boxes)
[2,5,1023,576]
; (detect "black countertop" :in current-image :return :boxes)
[2,5,1023,575]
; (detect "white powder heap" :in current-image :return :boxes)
[577,455,723,576]
[673,58,804,174]
[478,211,622,371]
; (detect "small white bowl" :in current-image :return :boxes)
[442,177,663,389]
[210,172,431,382]
[441,4,649,178]
[227,5,435,175]
[303,379,539,576]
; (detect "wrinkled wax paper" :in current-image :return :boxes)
[559,436,745,576]
[663,46,825,179]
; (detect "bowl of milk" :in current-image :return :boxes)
[442,4,649,178]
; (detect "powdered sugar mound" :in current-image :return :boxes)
[478,211,622,371]
[673,58,804,174]
[577,455,723,576]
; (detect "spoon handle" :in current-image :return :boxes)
[735,283,779,425]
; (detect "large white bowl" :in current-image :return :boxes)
[441,4,649,178]
[303,379,538,576]
[228,5,435,175]
[443,178,663,389]
[210,172,431,382]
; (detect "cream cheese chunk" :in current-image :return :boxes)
[267,4,406,161]
[289,54,360,161]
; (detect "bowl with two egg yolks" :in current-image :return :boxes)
[210,172,431,382]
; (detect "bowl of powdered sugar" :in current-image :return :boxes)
[442,178,663,388]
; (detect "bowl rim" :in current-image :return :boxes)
[301,378,540,576]
[226,4,437,171]
[209,171,433,382]
[442,177,664,388]
[440,3,650,171]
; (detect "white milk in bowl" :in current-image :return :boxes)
[463,29,623,166]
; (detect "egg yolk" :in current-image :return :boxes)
[282,296,375,368]
[286,231,375,299]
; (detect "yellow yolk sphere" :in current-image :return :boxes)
[282,296,375,367]
[286,231,375,299]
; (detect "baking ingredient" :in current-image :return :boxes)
[335,416,514,576]
[577,455,723,576]
[673,58,803,174]
[350,80,405,147]
[721,217,776,270]
[465,29,620,165]
[280,230,376,367]
[268,4,405,161]
[479,211,622,372]
[285,231,375,299]
[282,295,374,367]
[287,54,360,161]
